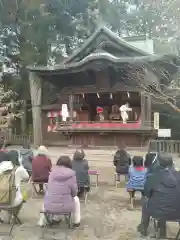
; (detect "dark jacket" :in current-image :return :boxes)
[20,149,33,173]
[144,152,158,170]
[0,151,8,163]
[146,153,175,176]
[72,159,90,188]
[32,154,52,182]
[145,167,180,220]
[113,150,131,174]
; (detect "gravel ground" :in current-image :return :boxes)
[0,185,179,240]
[0,147,179,240]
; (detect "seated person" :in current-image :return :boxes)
[72,150,90,198]
[113,145,131,181]
[0,150,29,222]
[137,153,180,238]
[145,152,175,175]
[126,156,147,197]
[32,146,52,193]
[20,142,34,176]
[38,156,80,227]
[0,150,8,163]
[144,152,158,169]
[144,152,162,176]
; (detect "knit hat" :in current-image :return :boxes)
[37,145,50,156]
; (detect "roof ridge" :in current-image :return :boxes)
[64,26,150,64]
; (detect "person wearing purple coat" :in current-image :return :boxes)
[38,156,81,227]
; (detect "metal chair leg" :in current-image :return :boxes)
[44,213,53,226]
[68,213,72,229]
[96,175,99,188]
[84,191,88,204]
[175,227,180,239]
[9,209,22,235]
[9,220,15,236]
[65,214,72,229]
[129,192,134,209]
[151,219,159,238]
[32,183,39,197]
[28,176,32,184]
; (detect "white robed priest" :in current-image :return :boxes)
[119,102,132,124]
[61,104,69,121]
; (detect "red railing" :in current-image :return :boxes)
[54,120,154,132]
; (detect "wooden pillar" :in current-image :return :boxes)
[141,92,145,127]
[141,92,152,127]
[147,95,152,124]
[29,71,42,147]
[69,94,73,122]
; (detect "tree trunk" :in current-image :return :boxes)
[29,72,42,147]
[21,100,27,134]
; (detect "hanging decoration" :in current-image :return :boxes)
[97,93,100,98]
[127,92,130,98]
[109,93,113,99]
[82,93,84,98]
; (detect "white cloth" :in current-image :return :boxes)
[61,104,69,121]
[38,196,81,226]
[0,161,29,204]
[119,104,132,123]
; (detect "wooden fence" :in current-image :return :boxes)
[0,131,32,145]
[149,140,180,154]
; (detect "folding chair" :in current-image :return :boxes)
[114,173,120,188]
[88,170,100,188]
[31,181,48,197]
[0,201,24,236]
[114,173,128,188]
[40,211,72,229]
[78,186,89,204]
[151,218,180,239]
[127,189,144,209]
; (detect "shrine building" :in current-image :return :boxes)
[28,27,180,147]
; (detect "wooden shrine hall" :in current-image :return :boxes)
[28,26,180,147]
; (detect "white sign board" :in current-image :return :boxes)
[158,129,171,138]
[154,112,159,130]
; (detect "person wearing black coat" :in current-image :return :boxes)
[144,152,158,169]
[137,153,180,237]
[72,150,90,198]
[113,147,131,180]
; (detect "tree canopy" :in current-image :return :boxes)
[1,0,180,66]
[0,0,180,137]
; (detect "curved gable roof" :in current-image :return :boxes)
[64,26,150,64]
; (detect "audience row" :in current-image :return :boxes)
[0,144,180,238]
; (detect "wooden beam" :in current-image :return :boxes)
[69,94,74,122]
